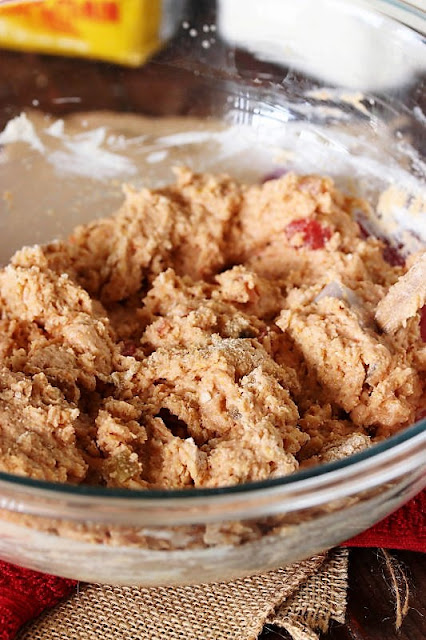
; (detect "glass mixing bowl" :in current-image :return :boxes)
[0,0,425,585]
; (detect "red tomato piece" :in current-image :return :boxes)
[122,341,137,356]
[357,221,370,239]
[354,217,405,267]
[285,218,332,250]
[416,407,426,422]
[420,305,426,343]
[261,167,288,183]
[382,244,405,267]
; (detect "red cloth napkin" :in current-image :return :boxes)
[0,564,75,640]
[0,491,425,640]
[344,490,426,553]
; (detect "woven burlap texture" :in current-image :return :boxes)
[272,549,348,640]
[17,549,347,640]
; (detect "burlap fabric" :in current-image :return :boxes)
[16,549,347,640]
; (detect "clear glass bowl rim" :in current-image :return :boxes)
[0,420,424,504]
[378,0,425,21]
[0,0,424,506]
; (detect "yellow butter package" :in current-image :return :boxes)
[0,0,183,66]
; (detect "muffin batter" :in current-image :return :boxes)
[0,169,424,489]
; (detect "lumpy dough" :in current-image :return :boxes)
[0,169,424,488]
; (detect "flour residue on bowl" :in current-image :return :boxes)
[0,109,425,262]
[0,112,138,180]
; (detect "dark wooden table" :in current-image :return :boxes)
[0,3,424,639]
[261,549,426,640]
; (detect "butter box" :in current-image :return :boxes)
[0,0,184,65]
